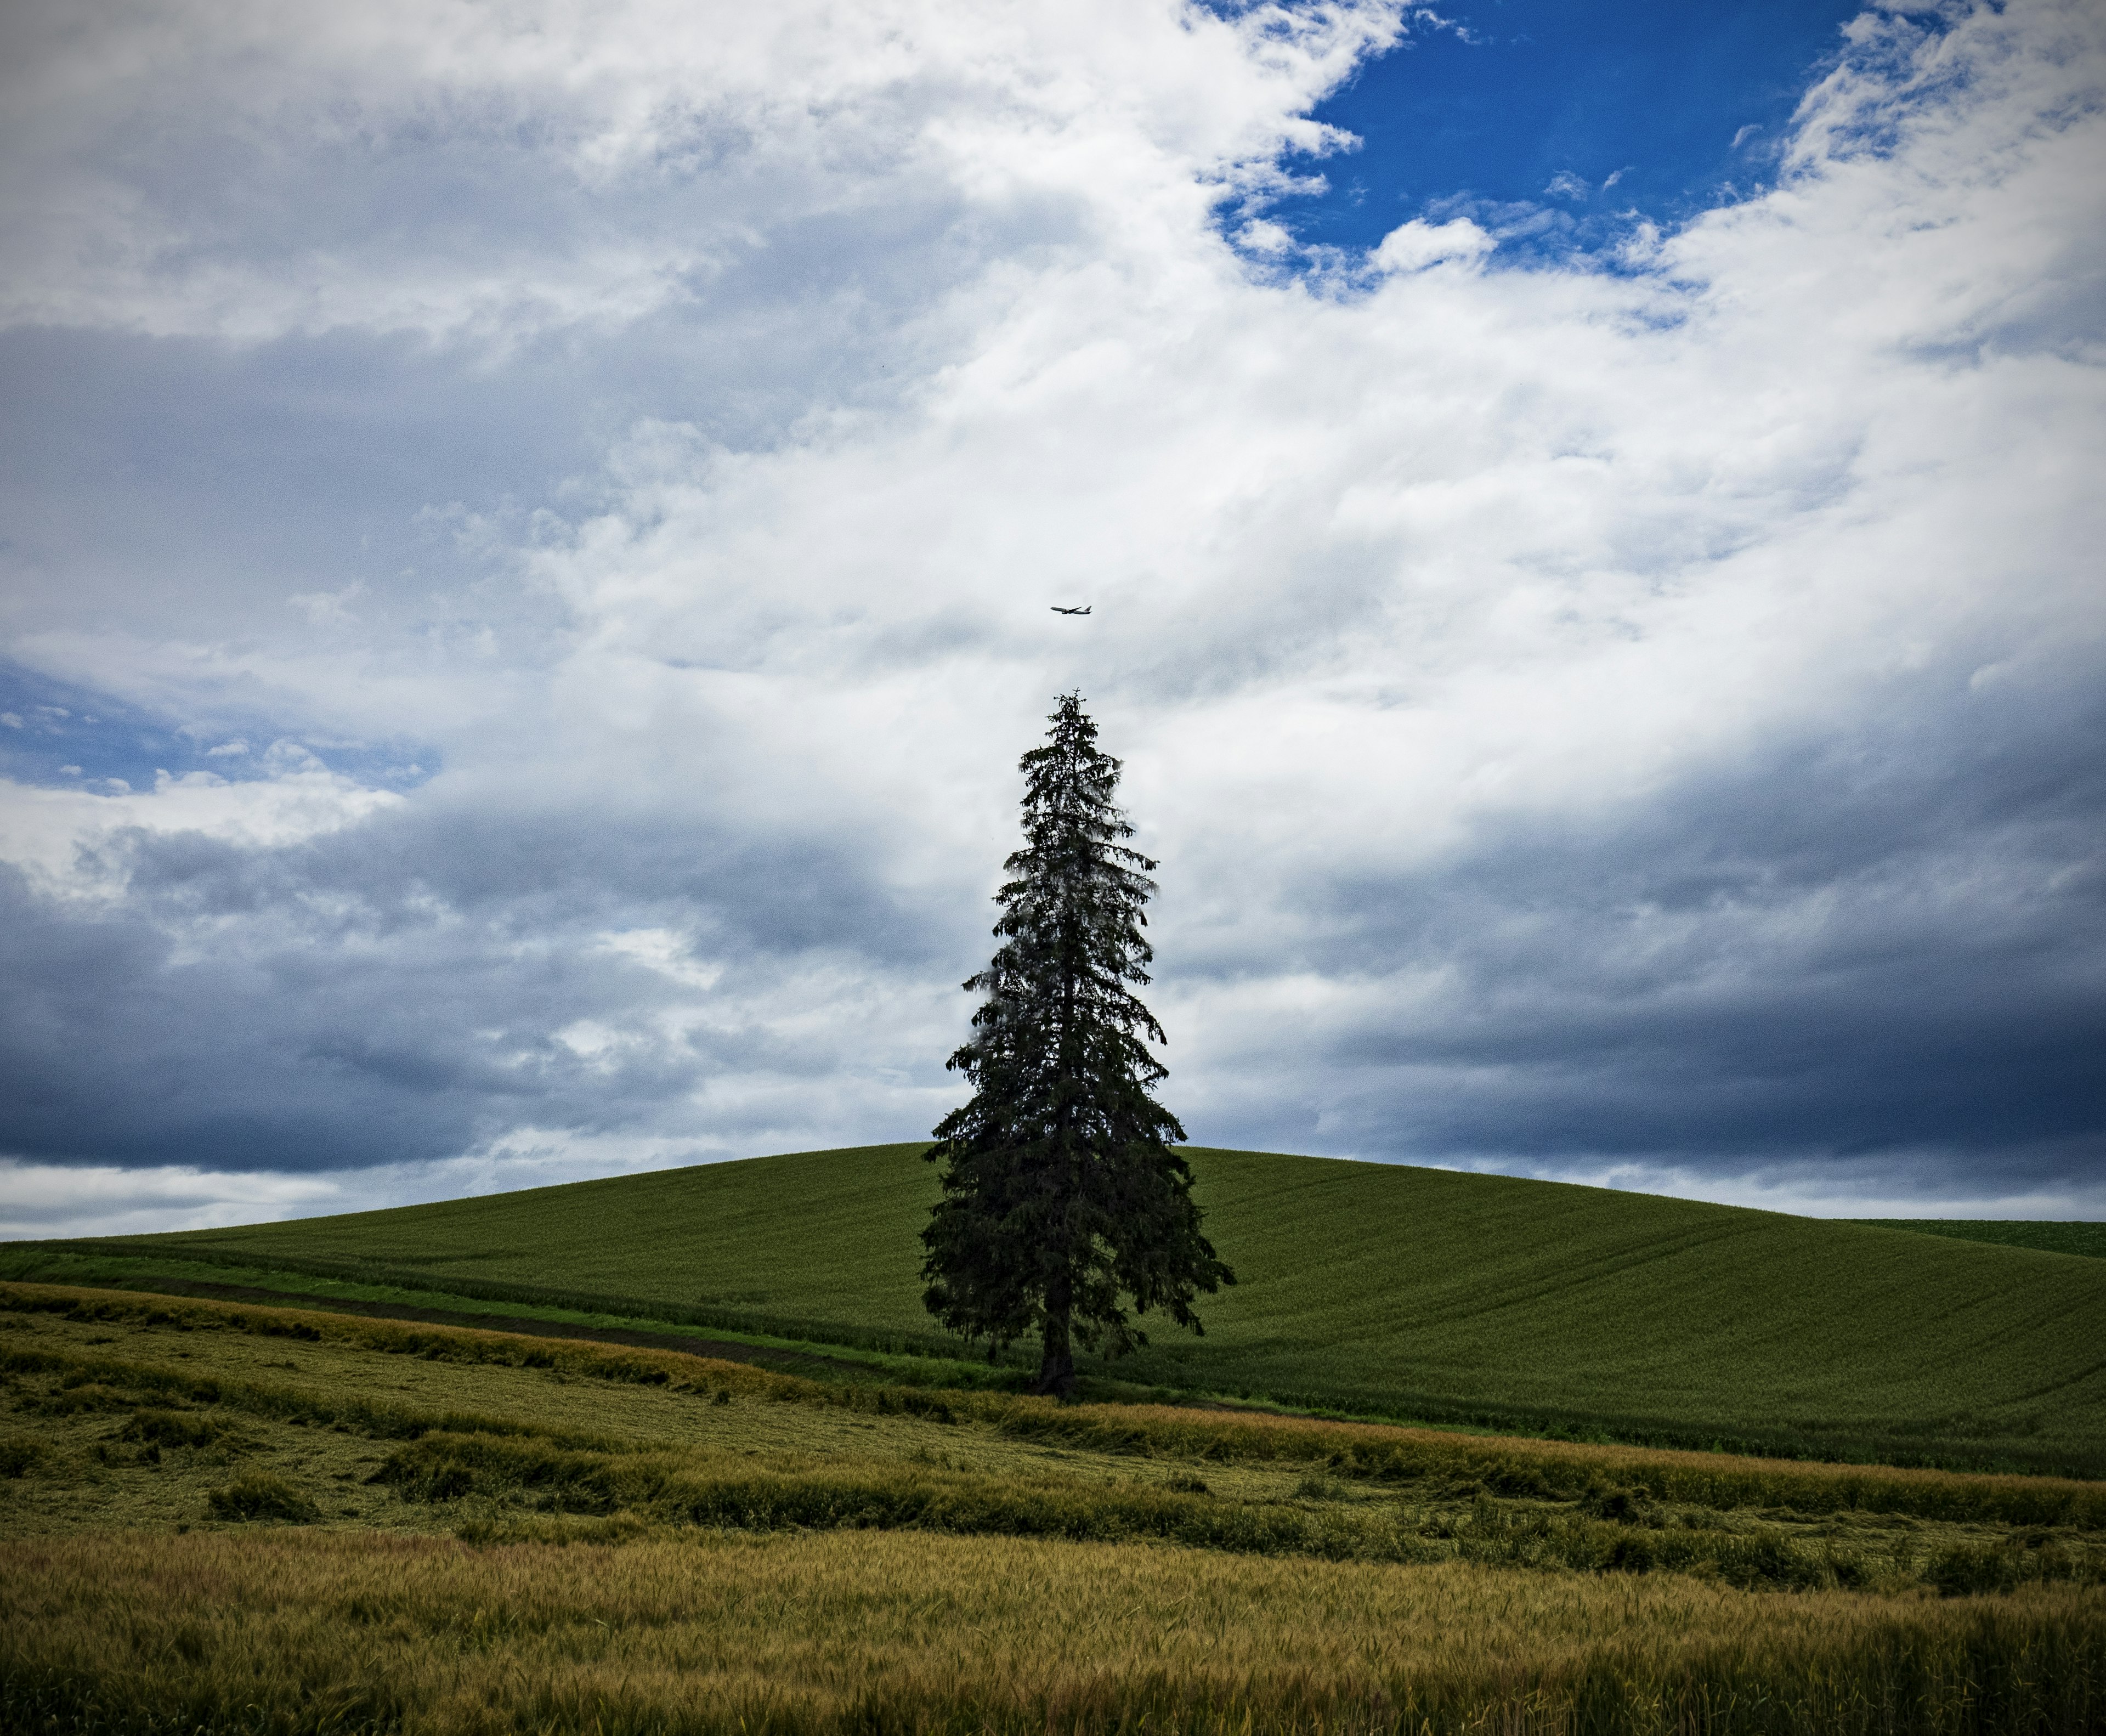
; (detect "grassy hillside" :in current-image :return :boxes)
[1858,1220,2106,1260]
[29,1146,2106,1474]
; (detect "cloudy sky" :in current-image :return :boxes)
[2,0,2101,1237]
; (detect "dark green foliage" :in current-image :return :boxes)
[924,695,1232,1394]
[0,1434,46,1477]
[206,1473,318,1523]
[121,1408,235,1450]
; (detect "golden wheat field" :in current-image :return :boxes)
[8,1528,2106,1735]
[3,1281,2104,1733]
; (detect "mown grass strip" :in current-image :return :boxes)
[2,1239,987,1370]
[2,1341,601,1450]
[991,1402,2106,1529]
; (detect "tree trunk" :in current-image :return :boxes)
[1033,1279,1077,1398]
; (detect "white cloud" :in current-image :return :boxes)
[287,583,364,629]
[0,0,2100,1229]
[1508,1157,2106,1223]
[596,928,724,992]
[0,767,402,901]
[509,0,2102,894]
[0,1159,344,1239]
[1369,216,1494,272]
[0,0,1400,346]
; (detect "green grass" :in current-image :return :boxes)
[4,1282,2104,1734]
[1856,1220,2106,1261]
[5,1281,2102,1575]
[0,1245,1018,1390]
[13,1145,2106,1475]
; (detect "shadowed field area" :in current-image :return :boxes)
[19,1145,2106,1473]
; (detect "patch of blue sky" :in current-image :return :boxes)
[1259,0,1874,261]
[0,661,435,796]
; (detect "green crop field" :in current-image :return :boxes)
[1859,1220,2106,1261]
[16,1146,2106,1477]
[3,1281,2104,1733]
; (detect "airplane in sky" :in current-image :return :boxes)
[1051,605,1092,615]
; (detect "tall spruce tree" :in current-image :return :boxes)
[922,693,1233,1396]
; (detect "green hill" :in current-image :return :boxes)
[1855,1220,2106,1261]
[28,1146,2106,1474]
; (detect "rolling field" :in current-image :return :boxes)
[1862,1220,2106,1261]
[28,1145,2106,1476]
[4,1281,2104,1733]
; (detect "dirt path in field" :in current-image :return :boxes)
[95,1275,884,1379]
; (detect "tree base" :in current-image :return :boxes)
[1030,1353,1077,1400]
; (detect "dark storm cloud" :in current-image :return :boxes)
[1208,661,2106,1191]
[0,325,589,629]
[0,790,964,1174]
[0,862,488,1170]
[6,647,2099,1197]
[122,798,942,962]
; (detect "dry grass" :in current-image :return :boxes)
[4,1527,2103,1735]
[3,1280,2101,1598]
[997,1401,2106,1527]
[7,1281,2106,1731]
